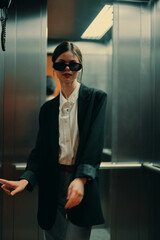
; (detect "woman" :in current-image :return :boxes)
[0,41,107,240]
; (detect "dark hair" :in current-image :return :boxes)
[46,76,56,95]
[52,41,82,63]
[52,41,83,82]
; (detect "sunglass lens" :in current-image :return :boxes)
[69,62,82,71]
[53,62,82,71]
[53,62,66,71]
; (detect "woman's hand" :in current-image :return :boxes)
[0,179,29,196]
[64,178,87,209]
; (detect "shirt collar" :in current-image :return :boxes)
[60,82,80,107]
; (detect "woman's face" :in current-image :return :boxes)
[54,50,81,86]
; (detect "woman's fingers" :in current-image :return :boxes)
[65,178,85,209]
[1,185,12,195]
[1,182,17,195]
[0,179,11,186]
[10,187,22,196]
[0,179,16,189]
[0,179,28,196]
[65,194,83,209]
[67,184,73,200]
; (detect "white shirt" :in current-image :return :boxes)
[59,82,80,165]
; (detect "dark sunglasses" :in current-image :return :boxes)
[53,61,82,71]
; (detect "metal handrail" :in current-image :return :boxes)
[102,148,112,156]
[13,162,160,172]
[13,162,142,171]
[13,163,26,170]
[143,163,160,173]
[100,162,142,169]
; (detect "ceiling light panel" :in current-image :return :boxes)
[81,5,113,40]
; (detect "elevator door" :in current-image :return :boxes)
[0,0,47,239]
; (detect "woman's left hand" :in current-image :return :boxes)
[64,178,87,209]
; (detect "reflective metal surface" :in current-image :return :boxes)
[0,45,4,240]
[110,1,160,239]
[1,0,47,239]
[112,2,152,163]
[100,162,142,169]
[111,0,159,165]
[151,0,160,167]
[143,163,160,173]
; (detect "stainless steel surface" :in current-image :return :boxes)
[143,163,160,173]
[13,163,26,170]
[112,2,152,163]
[13,161,142,171]
[0,46,4,240]
[110,1,160,239]
[100,162,142,169]
[103,148,112,156]
[151,0,160,167]
[1,0,47,239]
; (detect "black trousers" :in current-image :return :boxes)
[43,168,91,240]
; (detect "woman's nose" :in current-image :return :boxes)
[65,65,70,71]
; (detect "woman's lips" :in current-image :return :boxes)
[63,73,72,78]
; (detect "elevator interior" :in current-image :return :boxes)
[0,0,160,239]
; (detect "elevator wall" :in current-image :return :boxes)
[109,0,160,239]
[0,0,47,239]
[0,46,4,240]
[112,2,152,163]
[151,0,160,166]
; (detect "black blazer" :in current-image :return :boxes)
[20,83,107,230]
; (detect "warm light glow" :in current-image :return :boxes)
[81,5,113,40]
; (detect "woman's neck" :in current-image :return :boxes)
[61,80,77,99]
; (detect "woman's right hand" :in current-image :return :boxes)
[0,179,29,196]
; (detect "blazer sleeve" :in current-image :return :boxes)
[20,104,47,191]
[75,91,107,180]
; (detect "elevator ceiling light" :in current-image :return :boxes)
[81,5,113,40]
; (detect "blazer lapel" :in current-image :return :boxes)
[78,84,91,134]
[47,95,60,160]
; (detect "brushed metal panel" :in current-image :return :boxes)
[110,169,149,240]
[14,169,39,240]
[112,3,141,162]
[110,1,160,240]
[151,0,160,166]
[0,47,4,240]
[2,1,17,238]
[2,0,47,239]
[112,3,152,163]
[139,5,152,162]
